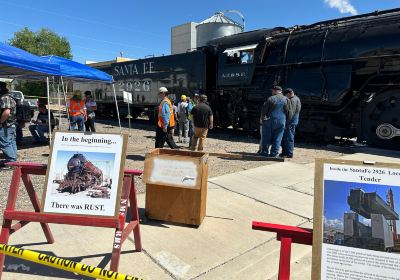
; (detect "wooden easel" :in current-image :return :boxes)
[0,162,142,278]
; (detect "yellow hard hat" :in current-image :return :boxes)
[181,95,187,101]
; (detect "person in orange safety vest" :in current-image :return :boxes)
[155,87,179,149]
[68,90,86,131]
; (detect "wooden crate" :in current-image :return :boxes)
[143,149,208,226]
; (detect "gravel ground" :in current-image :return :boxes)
[0,117,349,221]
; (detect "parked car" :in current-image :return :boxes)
[9,90,38,117]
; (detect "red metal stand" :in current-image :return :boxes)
[0,162,143,278]
[252,221,313,280]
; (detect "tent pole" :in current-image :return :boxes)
[60,77,70,130]
[112,82,122,133]
[57,80,61,128]
[46,76,52,144]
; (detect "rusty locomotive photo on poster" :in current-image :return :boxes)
[52,151,115,199]
[42,132,127,217]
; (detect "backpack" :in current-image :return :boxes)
[6,94,32,123]
[178,102,189,120]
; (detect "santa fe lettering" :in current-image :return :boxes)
[114,62,155,77]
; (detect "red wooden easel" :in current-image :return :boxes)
[252,221,313,280]
[0,162,142,278]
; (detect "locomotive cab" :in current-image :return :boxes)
[217,44,258,86]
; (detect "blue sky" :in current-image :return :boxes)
[324,180,400,230]
[1,0,399,63]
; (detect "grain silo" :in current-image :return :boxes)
[196,10,244,48]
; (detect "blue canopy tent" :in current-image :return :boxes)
[0,42,121,145]
[42,55,121,131]
[0,42,62,143]
[0,42,60,79]
[42,55,112,83]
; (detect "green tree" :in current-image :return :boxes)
[10,27,72,59]
[9,27,72,97]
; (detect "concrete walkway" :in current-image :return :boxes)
[2,151,400,280]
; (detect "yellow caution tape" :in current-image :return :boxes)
[0,244,142,280]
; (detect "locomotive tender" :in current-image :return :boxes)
[96,9,400,149]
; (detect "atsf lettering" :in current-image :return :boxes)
[221,72,246,79]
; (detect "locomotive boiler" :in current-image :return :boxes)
[56,153,103,194]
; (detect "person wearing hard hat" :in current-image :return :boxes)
[68,90,86,131]
[177,94,190,143]
[155,87,179,149]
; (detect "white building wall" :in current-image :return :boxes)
[171,22,198,55]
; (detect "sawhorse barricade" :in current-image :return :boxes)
[0,162,143,279]
[252,221,313,280]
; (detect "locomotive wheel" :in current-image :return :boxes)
[362,91,400,150]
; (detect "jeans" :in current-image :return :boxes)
[188,121,194,147]
[70,115,84,131]
[0,126,17,163]
[29,125,49,143]
[191,127,208,151]
[85,117,96,132]
[155,126,179,149]
[16,126,23,143]
[178,119,189,143]
[258,124,263,152]
[261,119,285,156]
[282,124,297,157]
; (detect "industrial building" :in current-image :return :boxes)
[171,11,244,55]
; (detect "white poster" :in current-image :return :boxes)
[42,132,126,217]
[320,163,400,279]
[150,158,198,188]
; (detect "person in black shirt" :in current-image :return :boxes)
[190,94,213,151]
[29,104,54,144]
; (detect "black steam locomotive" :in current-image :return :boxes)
[55,153,103,194]
[92,8,400,149]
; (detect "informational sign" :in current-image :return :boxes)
[313,159,400,280]
[42,132,127,217]
[123,91,132,104]
[143,153,205,189]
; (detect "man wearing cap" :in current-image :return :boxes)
[281,88,301,158]
[0,81,17,167]
[177,94,190,143]
[68,90,86,131]
[155,87,179,149]
[190,94,213,151]
[259,85,288,157]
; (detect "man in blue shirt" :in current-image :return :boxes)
[155,87,179,149]
[281,88,301,158]
[259,86,288,157]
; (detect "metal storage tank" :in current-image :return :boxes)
[196,11,244,47]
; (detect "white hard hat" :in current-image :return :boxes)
[158,87,168,93]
